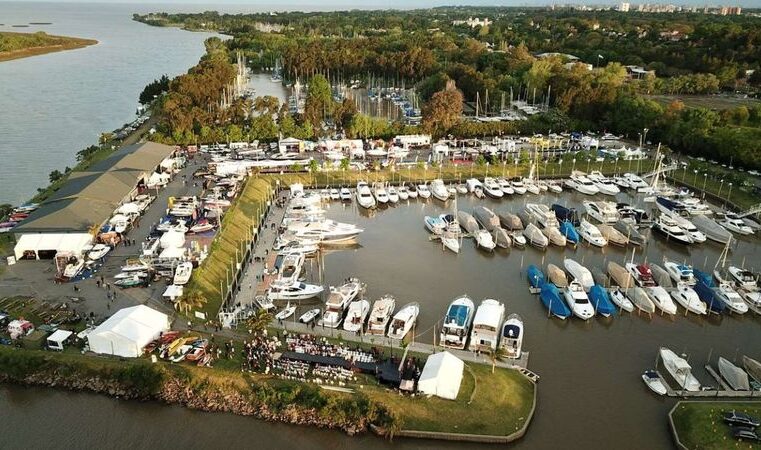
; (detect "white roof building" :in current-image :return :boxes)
[417,351,464,400]
[87,305,170,358]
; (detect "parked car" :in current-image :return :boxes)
[732,427,761,442]
[724,410,760,428]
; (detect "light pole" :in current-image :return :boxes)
[586,158,591,173]
[726,182,733,207]
[693,169,698,185]
[702,173,708,199]
[559,159,563,177]
[643,128,649,148]
[718,179,725,198]
[572,158,576,173]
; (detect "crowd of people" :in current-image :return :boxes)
[284,333,376,364]
[240,333,278,373]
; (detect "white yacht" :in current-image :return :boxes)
[511,179,528,195]
[623,173,648,189]
[721,213,753,235]
[728,266,761,312]
[626,263,677,315]
[329,188,340,201]
[397,185,410,200]
[430,179,449,201]
[499,314,524,359]
[524,179,540,195]
[367,295,396,335]
[416,183,431,199]
[588,171,620,196]
[566,174,599,195]
[652,215,693,245]
[525,203,559,228]
[387,302,420,340]
[667,214,706,243]
[468,299,505,352]
[659,347,701,392]
[483,178,504,198]
[497,178,514,195]
[715,281,749,314]
[373,182,389,204]
[578,219,608,247]
[342,299,371,332]
[321,278,363,328]
[267,282,324,301]
[287,219,363,243]
[356,182,376,209]
[87,244,110,261]
[564,258,594,291]
[387,186,399,203]
[563,281,596,320]
[583,201,619,224]
[440,295,475,350]
[339,187,352,201]
[664,261,697,286]
[670,284,707,315]
[173,262,193,285]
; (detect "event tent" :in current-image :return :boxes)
[14,233,93,260]
[47,329,73,351]
[417,351,464,400]
[87,305,169,357]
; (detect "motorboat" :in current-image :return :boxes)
[356,182,376,209]
[547,181,563,193]
[496,178,514,195]
[565,174,599,195]
[588,172,620,195]
[609,287,635,312]
[406,183,418,199]
[273,252,305,286]
[387,302,420,340]
[474,206,501,231]
[287,219,363,243]
[688,215,730,244]
[343,299,371,332]
[173,262,193,285]
[340,187,352,201]
[86,244,111,261]
[321,278,363,328]
[457,211,480,235]
[661,263,705,315]
[298,308,321,324]
[589,284,616,317]
[527,264,546,289]
[693,269,727,314]
[367,295,396,335]
[114,276,145,288]
[720,213,753,235]
[493,227,512,249]
[627,287,656,314]
[440,295,475,350]
[612,176,631,190]
[267,282,324,301]
[63,258,85,279]
[651,215,693,245]
[564,258,594,291]
[524,179,540,195]
[617,204,652,226]
[511,179,528,195]
[511,231,527,248]
[608,262,634,289]
[559,221,580,245]
[256,295,275,312]
[329,188,340,201]
[551,204,580,226]
[525,203,559,229]
[373,183,389,204]
[397,185,410,200]
[563,281,595,320]
[499,211,523,231]
[114,271,148,280]
[456,184,468,195]
[664,261,697,286]
[483,178,504,198]
[424,215,446,234]
[613,221,646,246]
[539,282,572,319]
[583,201,619,224]
[623,173,648,189]
[447,185,457,198]
[416,183,431,199]
[473,230,496,251]
[274,240,319,257]
[430,179,449,201]
[718,357,750,391]
[727,266,761,312]
[665,213,707,243]
[742,356,761,384]
[655,196,689,217]
[660,348,701,392]
[465,178,482,194]
[189,220,215,234]
[439,215,461,253]
[542,226,567,247]
[597,224,628,247]
[642,370,668,396]
[500,314,524,359]
[547,264,568,287]
[714,281,749,314]
[523,223,548,249]
[387,186,400,203]
[468,299,506,352]
[578,219,608,247]
[626,263,677,315]
[275,303,297,321]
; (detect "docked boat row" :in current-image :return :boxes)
[647,349,761,395]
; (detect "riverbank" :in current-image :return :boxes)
[0,31,97,62]
[669,401,761,449]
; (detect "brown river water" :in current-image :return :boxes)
[3,189,761,450]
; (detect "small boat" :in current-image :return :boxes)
[189,220,215,234]
[406,184,418,199]
[298,308,321,323]
[583,201,619,224]
[343,299,371,332]
[613,221,646,246]
[173,262,193,285]
[356,182,376,209]
[551,204,580,226]
[670,284,707,315]
[387,186,399,203]
[714,281,749,314]
[511,179,528,195]
[275,303,297,321]
[424,215,446,234]
[473,206,501,231]
[578,219,607,247]
[589,284,617,317]
[468,299,506,352]
[617,204,653,226]
[387,302,420,340]
[542,226,567,247]
[718,357,750,391]
[720,213,753,235]
[608,262,634,289]
[559,221,580,245]
[483,178,504,198]
[493,227,512,249]
[63,258,85,279]
[456,184,468,195]
[609,287,635,312]
[665,261,697,286]
[525,203,559,229]
[500,313,524,359]
[563,281,595,320]
[496,178,514,195]
[660,347,701,391]
[457,211,480,234]
[256,295,275,311]
[523,223,548,249]
[742,355,761,384]
[693,270,727,314]
[340,187,352,201]
[626,263,677,315]
[527,264,546,289]
[499,211,523,231]
[649,263,674,288]
[598,224,628,246]
[524,179,540,195]
[547,264,568,287]
[623,173,648,189]
[539,283,572,319]
[511,231,527,248]
[330,188,340,201]
[564,258,594,291]
[440,295,475,350]
[692,215,733,244]
[114,271,148,279]
[397,185,409,200]
[652,215,693,245]
[87,244,110,261]
[474,230,496,251]
[628,287,656,314]
[114,276,145,288]
[430,179,449,201]
[416,183,431,199]
[373,183,389,204]
[367,295,396,335]
[642,370,668,396]
[548,181,563,193]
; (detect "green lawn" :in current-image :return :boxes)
[646,94,761,111]
[671,401,761,449]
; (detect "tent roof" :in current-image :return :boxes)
[418,351,464,400]
[15,142,175,233]
[47,329,73,343]
[89,305,168,348]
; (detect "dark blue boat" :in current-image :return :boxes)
[539,283,572,319]
[551,204,580,226]
[656,196,688,216]
[527,265,546,288]
[589,284,617,316]
[694,269,725,313]
[559,220,580,244]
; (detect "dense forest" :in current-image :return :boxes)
[136,7,761,169]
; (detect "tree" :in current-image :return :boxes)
[421,81,463,138]
[49,170,63,183]
[175,291,206,314]
[246,309,273,334]
[339,158,350,172]
[303,74,334,130]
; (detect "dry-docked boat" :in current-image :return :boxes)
[542,226,567,247]
[613,221,647,246]
[607,262,634,289]
[499,211,524,231]
[718,357,750,391]
[597,224,628,246]
[367,295,396,335]
[742,355,761,384]
[692,215,732,244]
[628,287,656,314]
[493,227,512,248]
[564,258,594,291]
[525,203,559,229]
[547,264,568,287]
[523,223,549,249]
[473,206,501,231]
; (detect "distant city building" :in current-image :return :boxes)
[720,6,742,15]
[618,2,630,12]
[659,30,688,41]
[451,17,492,28]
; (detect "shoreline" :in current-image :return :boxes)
[0,32,98,63]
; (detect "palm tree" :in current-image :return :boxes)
[175,290,206,314]
[490,346,508,374]
[246,308,273,334]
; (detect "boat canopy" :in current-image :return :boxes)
[502,324,521,338]
[445,304,470,327]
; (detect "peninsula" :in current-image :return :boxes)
[0,31,97,62]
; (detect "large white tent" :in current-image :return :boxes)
[417,351,464,400]
[87,305,169,358]
[14,233,93,260]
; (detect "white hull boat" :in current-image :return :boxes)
[579,219,607,247]
[430,179,449,201]
[343,299,371,332]
[173,262,193,285]
[564,258,594,291]
[718,357,750,391]
[523,223,548,249]
[660,347,701,391]
[440,295,475,350]
[356,182,376,209]
[500,313,524,359]
[563,281,595,320]
[609,287,635,312]
[387,302,420,340]
[367,295,396,335]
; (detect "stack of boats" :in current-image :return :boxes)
[653,348,761,395]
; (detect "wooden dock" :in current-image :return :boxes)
[656,369,760,398]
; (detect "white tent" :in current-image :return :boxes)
[417,351,464,400]
[47,329,73,351]
[87,305,169,358]
[14,233,93,259]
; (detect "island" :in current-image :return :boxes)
[0,31,97,62]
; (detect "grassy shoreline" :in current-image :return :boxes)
[0,32,97,62]
[670,401,761,449]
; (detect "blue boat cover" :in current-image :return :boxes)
[540,283,572,318]
[589,284,617,316]
[560,221,580,243]
[445,304,470,327]
[527,265,546,288]
[693,269,714,287]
